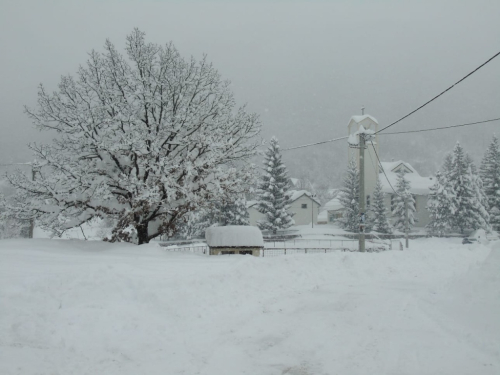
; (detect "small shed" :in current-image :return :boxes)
[205,226,264,256]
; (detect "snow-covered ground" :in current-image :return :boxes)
[1,238,499,374]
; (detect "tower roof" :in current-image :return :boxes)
[347,114,378,126]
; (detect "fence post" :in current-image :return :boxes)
[284,247,286,255]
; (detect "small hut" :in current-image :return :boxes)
[205,226,264,256]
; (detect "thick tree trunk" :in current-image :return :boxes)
[137,223,149,245]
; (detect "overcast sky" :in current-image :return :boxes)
[1,0,499,180]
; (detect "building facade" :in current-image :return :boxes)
[326,114,434,229]
[246,190,321,227]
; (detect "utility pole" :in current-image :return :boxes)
[404,194,409,248]
[359,133,366,252]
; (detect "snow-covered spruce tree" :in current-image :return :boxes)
[392,170,417,231]
[447,142,490,233]
[256,137,294,235]
[5,29,260,245]
[426,171,456,236]
[221,196,250,226]
[370,178,392,234]
[480,135,500,229]
[338,159,360,232]
[441,153,454,180]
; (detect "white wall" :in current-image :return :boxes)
[289,195,321,226]
[248,196,321,227]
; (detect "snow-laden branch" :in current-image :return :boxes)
[7,29,261,244]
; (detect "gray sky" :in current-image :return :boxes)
[1,0,499,182]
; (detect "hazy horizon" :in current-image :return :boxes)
[1,0,499,189]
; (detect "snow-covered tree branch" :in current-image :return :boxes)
[5,29,260,244]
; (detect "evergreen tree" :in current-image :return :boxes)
[370,178,392,234]
[480,136,500,229]
[426,171,456,236]
[338,159,360,232]
[221,196,250,226]
[256,137,294,234]
[441,153,453,180]
[447,142,490,233]
[392,170,417,231]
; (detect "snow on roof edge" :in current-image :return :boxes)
[205,226,264,247]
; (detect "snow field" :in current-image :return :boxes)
[0,238,498,374]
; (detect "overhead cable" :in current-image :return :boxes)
[370,140,399,196]
[282,135,348,151]
[282,116,499,152]
[375,50,500,134]
[381,117,500,135]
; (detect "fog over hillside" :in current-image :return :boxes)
[1,0,499,194]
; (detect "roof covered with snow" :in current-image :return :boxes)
[380,161,417,174]
[348,114,379,125]
[288,190,321,205]
[322,197,344,212]
[205,226,264,247]
[379,161,434,195]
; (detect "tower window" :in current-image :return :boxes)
[366,195,371,207]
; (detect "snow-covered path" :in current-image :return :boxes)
[0,238,498,374]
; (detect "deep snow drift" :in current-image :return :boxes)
[0,238,498,375]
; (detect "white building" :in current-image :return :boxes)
[246,190,321,227]
[317,197,344,224]
[320,114,434,228]
[288,190,321,226]
[379,161,434,228]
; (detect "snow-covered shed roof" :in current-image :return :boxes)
[205,226,264,248]
[379,161,434,195]
[288,190,321,205]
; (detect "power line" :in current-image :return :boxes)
[375,50,500,135]
[370,140,399,196]
[381,117,500,135]
[282,116,499,152]
[282,135,348,151]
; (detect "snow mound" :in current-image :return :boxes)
[0,238,498,374]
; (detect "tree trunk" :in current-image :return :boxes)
[137,223,149,245]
